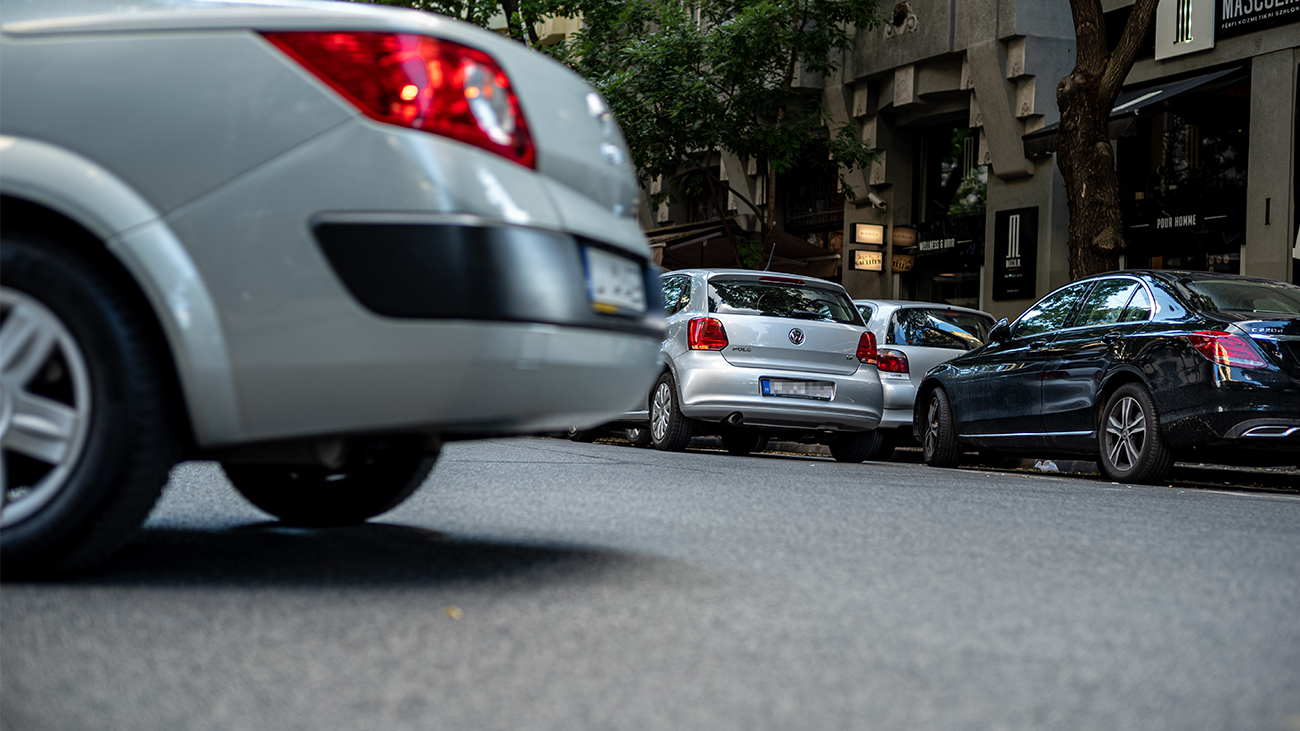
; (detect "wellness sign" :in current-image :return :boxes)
[1219,0,1300,39]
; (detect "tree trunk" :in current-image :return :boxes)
[1057,70,1123,278]
[1058,0,1159,279]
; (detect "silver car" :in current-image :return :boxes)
[623,269,883,461]
[0,0,663,574]
[853,300,995,459]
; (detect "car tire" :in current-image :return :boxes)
[567,426,601,443]
[223,439,436,526]
[1098,383,1173,484]
[1,234,177,577]
[721,429,765,456]
[867,432,896,462]
[650,372,693,452]
[920,388,962,468]
[828,430,886,463]
[625,427,652,447]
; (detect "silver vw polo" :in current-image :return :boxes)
[638,269,884,461]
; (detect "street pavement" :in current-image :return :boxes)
[3,438,1299,731]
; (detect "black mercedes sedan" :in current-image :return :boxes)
[914,271,1300,484]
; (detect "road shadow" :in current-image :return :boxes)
[19,522,639,588]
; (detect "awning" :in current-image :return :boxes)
[645,219,841,278]
[1022,67,1246,157]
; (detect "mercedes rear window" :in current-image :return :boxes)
[1182,280,1300,315]
[889,308,993,350]
[708,280,862,325]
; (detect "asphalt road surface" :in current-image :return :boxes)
[4,438,1299,731]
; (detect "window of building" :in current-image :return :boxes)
[1116,74,1249,274]
[901,126,987,308]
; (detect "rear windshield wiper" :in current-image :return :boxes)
[788,309,827,321]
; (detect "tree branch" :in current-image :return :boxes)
[1068,0,1108,75]
[1099,0,1159,107]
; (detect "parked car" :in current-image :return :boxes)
[853,300,995,460]
[606,269,884,461]
[915,270,1300,483]
[0,0,665,575]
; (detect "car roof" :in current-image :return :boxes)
[666,268,847,289]
[852,299,993,318]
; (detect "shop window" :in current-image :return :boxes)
[1116,75,1249,274]
[903,126,987,307]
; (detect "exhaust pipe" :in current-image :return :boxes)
[724,412,744,426]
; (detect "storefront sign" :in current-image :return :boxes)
[1218,0,1300,39]
[993,207,1038,301]
[1156,0,1215,59]
[891,226,918,247]
[918,238,956,252]
[1156,213,1198,229]
[891,254,915,272]
[852,249,884,272]
[853,223,885,245]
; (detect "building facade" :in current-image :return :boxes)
[829,0,1299,321]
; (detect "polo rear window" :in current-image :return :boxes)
[708,281,862,325]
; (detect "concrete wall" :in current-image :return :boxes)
[1244,49,1298,283]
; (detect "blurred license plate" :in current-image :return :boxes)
[761,378,833,400]
[584,246,646,315]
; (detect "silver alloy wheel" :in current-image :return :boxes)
[1105,395,1146,471]
[0,288,93,529]
[924,396,940,455]
[651,382,672,441]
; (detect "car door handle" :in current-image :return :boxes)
[1031,339,1048,349]
[1103,333,1121,344]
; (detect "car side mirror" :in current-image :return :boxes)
[987,318,1010,344]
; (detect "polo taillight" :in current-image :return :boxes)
[856,331,878,365]
[877,347,908,374]
[1188,331,1268,369]
[688,317,729,350]
[264,32,536,168]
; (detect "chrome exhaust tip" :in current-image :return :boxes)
[724,412,744,426]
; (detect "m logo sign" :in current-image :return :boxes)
[994,207,1038,301]
[1006,213,1022,266]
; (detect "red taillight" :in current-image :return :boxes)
[856,331,878,365]
[688,317,729,350]
[758,276,804,285]
[264,32,536,168]
[1188,330,1268,369]
[878,347,908,373]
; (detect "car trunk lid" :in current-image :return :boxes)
[707,275,865,376]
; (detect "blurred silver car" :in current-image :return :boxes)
[0,0,663,574]
[623,269,883,461]
[853,300,995,459]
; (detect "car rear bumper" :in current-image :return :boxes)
[878,375,917,431]
[160,119,664,446]
[1162,388,1300,453]
[675,351,882,432]
[314,219,662,338]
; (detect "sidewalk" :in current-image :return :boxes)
[687,437,1299,493]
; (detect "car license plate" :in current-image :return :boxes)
[583,246,646,315]
[761,378,834,400]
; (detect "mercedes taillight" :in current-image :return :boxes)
[1188,331,1268,369]
[264,32,536,168]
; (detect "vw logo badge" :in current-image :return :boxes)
[788,328,805,345]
